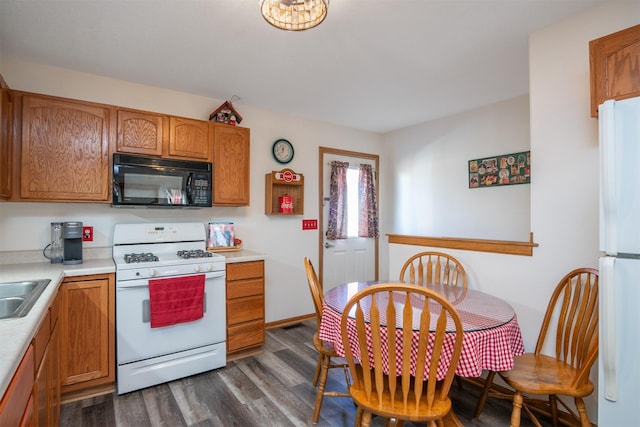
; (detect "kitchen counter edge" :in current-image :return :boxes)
[220,249,267,264]
[0,258,115,398]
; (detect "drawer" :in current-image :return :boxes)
[227,295,264,325]
[227,320,265,352]
[226,261,264,281]
[226,278,263,299]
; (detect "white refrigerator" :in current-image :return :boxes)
[598,96,640,426]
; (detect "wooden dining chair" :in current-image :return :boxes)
[399,251,468,288]
[474,267,599,427]
[304,257,351,424]
[340,282,464,427]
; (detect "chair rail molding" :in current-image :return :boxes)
[387,232,538,256]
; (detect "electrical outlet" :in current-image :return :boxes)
[82,226,93,242]
[302,219,318,230]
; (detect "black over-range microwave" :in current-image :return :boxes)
[112,153,212,207]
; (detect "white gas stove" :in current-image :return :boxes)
[112,222,227,394]
[113,222,225,277]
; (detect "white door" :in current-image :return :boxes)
[320,148,379,291]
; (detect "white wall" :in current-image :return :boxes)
[384,95,531,241]
[385,1,639,422]
[0,58,384,323]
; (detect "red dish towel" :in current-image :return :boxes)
[148,274,205,328]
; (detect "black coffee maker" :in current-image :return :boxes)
[63,221,83,265]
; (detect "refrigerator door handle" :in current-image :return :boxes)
[601,256,617,401]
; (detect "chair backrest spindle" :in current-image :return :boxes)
[399,252,467,289]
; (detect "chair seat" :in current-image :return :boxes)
[313,331,340,357]
[499,353,594,397]
[349,365,452,423]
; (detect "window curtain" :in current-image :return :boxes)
[326,161,349,240]
[358,164,379,238]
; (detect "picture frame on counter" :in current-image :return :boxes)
[207,222,242,252]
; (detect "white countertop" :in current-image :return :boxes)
[220,249,268,263]
[0,258,115,398]
[0,250,267,398]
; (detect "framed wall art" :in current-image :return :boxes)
[469,151,530,188]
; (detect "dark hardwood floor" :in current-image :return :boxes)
[60,320,551,426]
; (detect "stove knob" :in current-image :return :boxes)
[206,263,214,272]
[193,265,202,273]
[149,269,157,277]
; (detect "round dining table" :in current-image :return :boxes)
[318,281,525,379]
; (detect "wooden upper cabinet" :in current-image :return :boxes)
[0,77,12,200]
[168,116,211,161]
[213,124,250,206]
[590,24,640,117]
[116,109,211,161]
[20,94,110,201]
[117,108,165,156]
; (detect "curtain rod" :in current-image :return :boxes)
[327,162,376,171]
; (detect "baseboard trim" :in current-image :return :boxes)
[266,313,314,330]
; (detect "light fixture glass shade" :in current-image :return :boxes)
[260,0,328,31]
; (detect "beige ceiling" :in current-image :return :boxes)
[0,0,604,133]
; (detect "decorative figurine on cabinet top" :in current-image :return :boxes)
[209,100,243,125]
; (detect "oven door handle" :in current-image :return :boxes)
[141,293,207,323]
[115,271,225,288]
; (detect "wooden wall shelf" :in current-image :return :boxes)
[265,169,304,215]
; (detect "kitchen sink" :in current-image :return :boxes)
[0,279,51,320]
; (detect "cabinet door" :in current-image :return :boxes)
[0,346,34,427]
[117,108,165,156]
[20,95,110,201]
[213,125,250,206]
[0,85,11,199]
[34,338,48,427]
[590,24,640,117]
[60,275,115,392]
[168,116,211,161]
[48,322,60,427]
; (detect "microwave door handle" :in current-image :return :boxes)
[185,173,193,204]
[112,178,120,202]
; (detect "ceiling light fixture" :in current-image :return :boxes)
[259,0,329,31]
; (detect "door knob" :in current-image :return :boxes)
[325,242,334,248]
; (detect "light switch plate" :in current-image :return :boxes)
[302,219,318,230]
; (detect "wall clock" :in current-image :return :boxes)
[272,138,294,164]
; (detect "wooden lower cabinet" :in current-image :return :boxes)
[226,260,265,357]
[33,292,60,427]
[60,274,115,399]
[0,346,35,427]
[0,291,60,427]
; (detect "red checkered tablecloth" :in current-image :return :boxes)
[318,282,525,379]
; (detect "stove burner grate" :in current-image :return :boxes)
[124,252,159,263]
[177,250,213,259]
